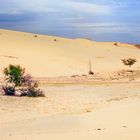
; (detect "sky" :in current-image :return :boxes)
[0,0,140,44]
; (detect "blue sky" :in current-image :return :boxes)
[0,0,140,44]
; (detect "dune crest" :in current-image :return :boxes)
[0,29,140,77]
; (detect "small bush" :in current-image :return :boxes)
[21,75,45,97]
[21,81,45,97]
[21,88,44,97]
[27,88,45,97]
[88,60,94,75]
[34,35,38,37]
[3,64,25,87]
[88,70,94,75]
[122,58,137,67]
[2,86,15,96]
[2,65,45,97]
[114,42,118,46]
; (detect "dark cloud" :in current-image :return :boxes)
[0,0,140,44]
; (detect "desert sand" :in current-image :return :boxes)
[0,29,140,77]
[0,29,140,140]
[0,83,140,140]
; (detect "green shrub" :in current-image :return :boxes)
[88,70,94,75]
[3,64,25,87]
[2,65,45,97]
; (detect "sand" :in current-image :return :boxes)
[0,29,140,140]
[0,29,140,77]
[0,83,140,140]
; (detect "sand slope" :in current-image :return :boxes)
[0,29,140,77]
[0,83,140,140]
[2,99,140,140]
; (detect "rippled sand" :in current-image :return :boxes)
[0,82,140,140]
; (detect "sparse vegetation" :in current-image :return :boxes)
[2,86,15,96]
[34,35,38,37]
[135,44,140,49]
[88,70,94,75]
[114,42,118,46]
[2,64,45,97]
[20,74,45,97]
[88,60,94,75]
[3,64,25,87]
[121,58,137,68]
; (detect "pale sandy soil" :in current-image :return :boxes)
[0,29,140,77]
[0,29,140,140]
[0,83,140,140]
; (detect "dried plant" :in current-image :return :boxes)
[88,60,94,75]
[122,58,137,67]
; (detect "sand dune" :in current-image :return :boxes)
[0,29,140,77]
[0,29,140,140]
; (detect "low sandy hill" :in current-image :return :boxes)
[114,42,137,49]
[135,44,140,49]
[0,29,140,77]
